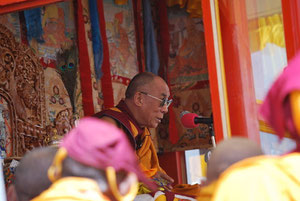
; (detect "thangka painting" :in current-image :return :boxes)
[157,7,212,152]
[24,1,83,120]
[0,1,80,161]
[103,0,139,104]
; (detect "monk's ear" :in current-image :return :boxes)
[133,92,143,107]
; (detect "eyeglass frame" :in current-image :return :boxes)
[139,91,173,108]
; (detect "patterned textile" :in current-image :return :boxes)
[25,1,79,128]
[166,0,202,18]
[3,159,19,188]
[102,0,140,105]
[0,1,78,162]
[113,0,203,18]
[0,0,212,157]
[79,0,102,113]
[25,1,82,118]
[0,12,21,41]
[80,0,114,112]
[154,7,211,152]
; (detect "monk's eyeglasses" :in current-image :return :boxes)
[140,91,173,108]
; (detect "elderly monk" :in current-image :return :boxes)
[195,137,263,201]
[32,117,155,201]
[7,146,57,201]
[212,52,300,201]
[93,72,174,191]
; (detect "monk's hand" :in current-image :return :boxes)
[152,171,174,191]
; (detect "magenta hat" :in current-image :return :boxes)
[260,52,300,143]
[60,117,156,189]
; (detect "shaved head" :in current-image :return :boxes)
[14,146,58,201]
[206,137,263,184]
[125,72,159,99]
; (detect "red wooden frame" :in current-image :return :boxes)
[282,0,300,61]
[201,0,224,143]
[217,0,260,143]
[0,0,65,14]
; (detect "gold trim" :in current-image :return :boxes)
[106,166,138,201]
[259,120,275,134]
[48,148,67,182]
[257,100,274,133]
[258,100,277,134]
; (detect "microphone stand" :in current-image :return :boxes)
[208,123,216,148]
[203,123,215,163]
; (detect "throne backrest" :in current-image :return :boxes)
[0,24,47,157]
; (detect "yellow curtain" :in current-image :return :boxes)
[248,14,288,135]
[248,14,285,52]
[167,0,202,18]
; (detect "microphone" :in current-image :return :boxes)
[180,111,213,128]
[180,111,216,148]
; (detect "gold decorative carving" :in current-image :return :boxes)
[0,24,46,157]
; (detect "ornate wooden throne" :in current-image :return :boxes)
[0,24,47,157]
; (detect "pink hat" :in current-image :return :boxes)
[60,117,156,189]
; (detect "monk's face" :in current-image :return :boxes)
[139,77,171,128]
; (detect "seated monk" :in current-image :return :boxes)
[93,72,174,191]
[195,137,263,201]
[32,117,156,201]
[212,52,300,201]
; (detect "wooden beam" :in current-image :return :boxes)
[0,0,65,14]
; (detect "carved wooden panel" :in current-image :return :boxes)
[0,24,47,157]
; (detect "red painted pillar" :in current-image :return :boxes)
[282,0,300,61]
[218,0,260,142]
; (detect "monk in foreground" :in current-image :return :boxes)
[212,52,300,201]
[32,117,155,201]
[196,137,263,201]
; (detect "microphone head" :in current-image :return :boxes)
[180,111,199,128]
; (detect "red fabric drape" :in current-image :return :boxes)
[132,0,145,72]
[19,11,28,45]
[158,0,179,144]
[97,0,114,109]
[77,0,95,116]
